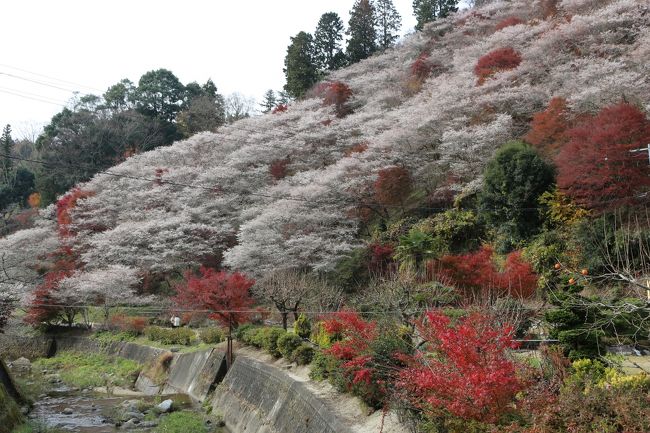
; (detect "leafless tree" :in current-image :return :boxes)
[253,269,322,329]
[548,211,650,347]
[360,271,457,327]
[224,93,256,123]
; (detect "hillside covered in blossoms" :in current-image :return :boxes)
[3,0,648,304]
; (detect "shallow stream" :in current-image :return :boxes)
[28,385,161,432]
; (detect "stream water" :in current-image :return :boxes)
[30,392,141,432]
[27,385,161,432]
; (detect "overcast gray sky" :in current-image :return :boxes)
[0,0,467,139]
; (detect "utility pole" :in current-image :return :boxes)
[226,316,233,369]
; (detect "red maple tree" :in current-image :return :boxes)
[322,81,353,117]
[374,166,412,207]
[56,188,94,238]
[495,16,525,31]
[26,189,91,326]
[174,267,255,329]
[555,102,650,210]
[474,47,522,85]
[269,158,290,180]
[397,310,523,423]
[524,97,573,157]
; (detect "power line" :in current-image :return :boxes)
[0,88,67,107]
[22,302,431,316]
[0,64,103,92]
[0,85,68,105]
[0,70,84,94]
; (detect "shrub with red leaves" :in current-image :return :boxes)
[374,166,412,207]
[524,97,573,158]
[432,246,538,299]
[322,81,353,117]
[269,158,290,180]
[344,142,369,156]
[174,266,255,329]
[495,16,525,31]
[474,47,522,85]
[397,310,523,423]
[556,102,650,210]
[368,243,395,275]
[411,53,433,82]
[272,104,288,114]
[323,311,409,408]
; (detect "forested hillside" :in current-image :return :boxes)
[2,0,650,431]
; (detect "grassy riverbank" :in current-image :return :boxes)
[34,351,141,389]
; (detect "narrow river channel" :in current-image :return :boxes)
[29,388,158,432]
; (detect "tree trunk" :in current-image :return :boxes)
[281,312,288,330]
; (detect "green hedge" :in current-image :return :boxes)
[144,326,196,346]
[291,344,315,365]
[277,333,303,359]
[199,328,224,344]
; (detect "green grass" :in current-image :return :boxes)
[33,351,141,389]
[155,411,208,433]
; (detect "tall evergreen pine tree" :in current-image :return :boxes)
[375,0,402,49]
[283,32,319,98]
[260,90,277,114]
[412,0,459,31]
[314,12,347,72]
[346,0,378,64]
[1,124,13,185]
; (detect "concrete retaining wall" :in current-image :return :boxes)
[55,337,168,364]
[53,337,226,401]
[211,356,352,433]
[0,334,54,360]
[162,349,226,402]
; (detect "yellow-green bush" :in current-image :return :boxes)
[311,321,333,348]
[293,314,312,339]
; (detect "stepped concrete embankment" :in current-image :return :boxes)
[162,348,226,402]
[211,356,352,433]
[55,336,168,364]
